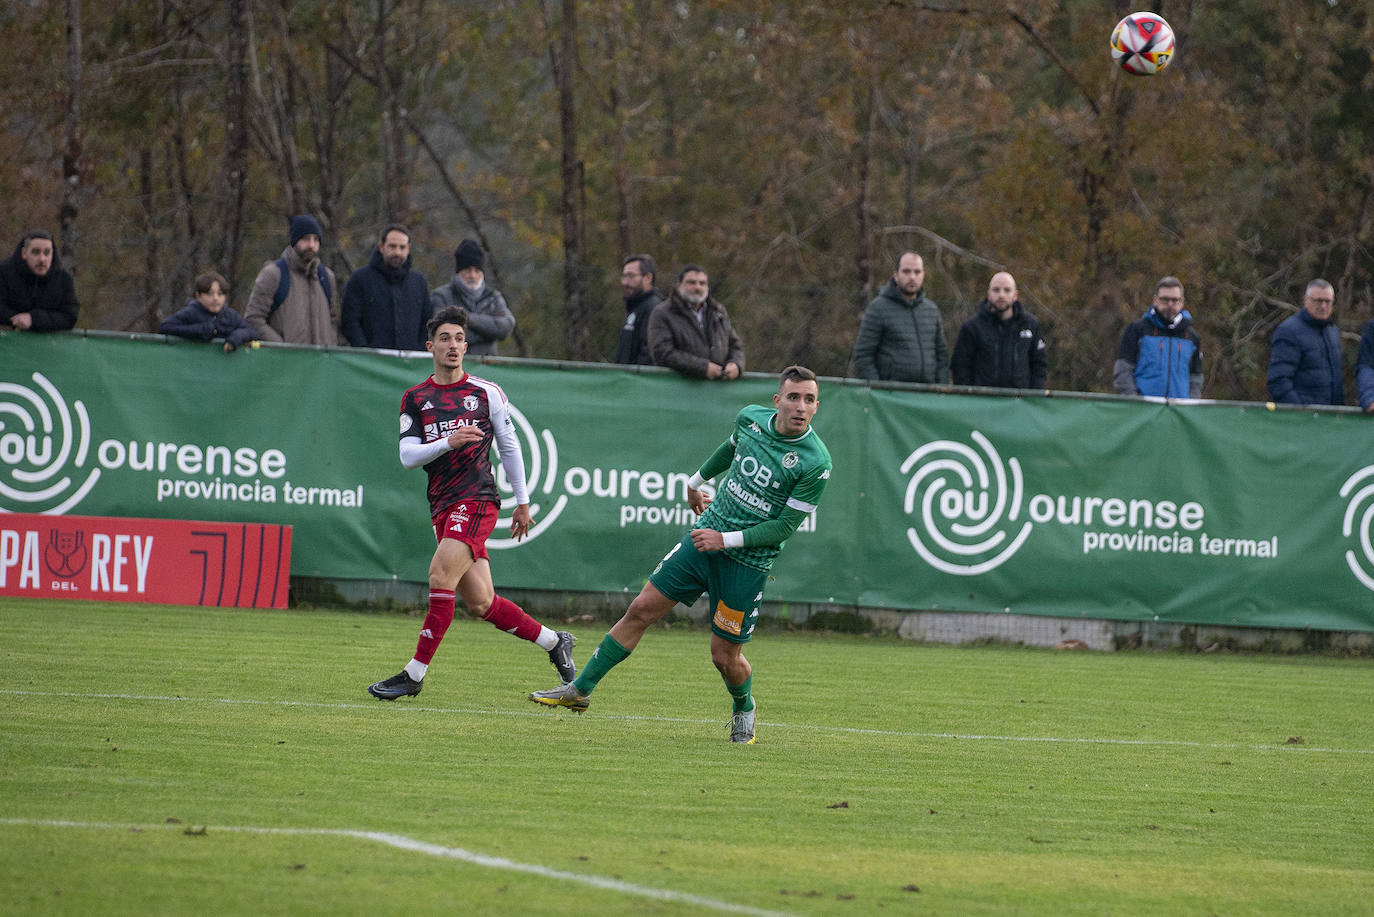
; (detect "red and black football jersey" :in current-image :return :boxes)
[399,373,518,516]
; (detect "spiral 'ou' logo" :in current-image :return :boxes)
[900,431,1033,575]
[1338,465,1374,592]
[487,403,568,548]
[0,372,100,515]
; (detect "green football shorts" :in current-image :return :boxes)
[649,533,766,644]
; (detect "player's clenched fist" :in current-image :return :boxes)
[690,528,725,552]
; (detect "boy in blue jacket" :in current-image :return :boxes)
[159,271,257,352]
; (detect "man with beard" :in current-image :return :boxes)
[529,365,830,745]
[0,231,80,332]
[1113,276,1202,399]
[950,271,1048,389]
[243,214,338,346]
[430,239,515,356]
[341,225,431,351]
[852,250,948,384]
[613,253,663,365]
[647,264,745,380]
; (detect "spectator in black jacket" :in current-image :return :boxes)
[614,253,663,365]
[158,271,257,352]
[0,231,80,332]
[341,224,431,351]
[950,272,1048,389]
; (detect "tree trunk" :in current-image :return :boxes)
[61,0,83,274]
[855,84,876,306]
[608,1,631,256]
[139,147,159,331]
[218,0,249,286]
[375,0,406,218]
[172,84,200,299]
[553,0,587,359]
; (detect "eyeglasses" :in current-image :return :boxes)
[1156,295,1183,304]
[1308,297,1334,305]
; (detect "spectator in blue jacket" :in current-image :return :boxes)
[1267,279,1343,406]
[1113,276,1202,398]
[341,224,431,351]
[1357,318,1374,413]
[158,271,256,352]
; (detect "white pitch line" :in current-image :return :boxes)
[4,688,1373,755]
[0,818,798,917]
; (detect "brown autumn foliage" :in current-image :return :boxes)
[1,0,1371,401]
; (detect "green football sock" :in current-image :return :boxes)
[725,673,754,713]
[573,633,631,695]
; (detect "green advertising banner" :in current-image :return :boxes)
[3,331,1373,632]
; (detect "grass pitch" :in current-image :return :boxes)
[2,598,1372,915]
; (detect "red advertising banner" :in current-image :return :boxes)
[0,513,291,608]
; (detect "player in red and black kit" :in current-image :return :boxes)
[367,305,577,699]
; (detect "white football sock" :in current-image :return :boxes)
[534,627,558,651]
[404,659,427,681]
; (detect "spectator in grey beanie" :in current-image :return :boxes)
[430,238,514,355]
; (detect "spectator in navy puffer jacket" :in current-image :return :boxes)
[1267,279,1343,406]
[1356,318,1374,413]
[159,271,257,353]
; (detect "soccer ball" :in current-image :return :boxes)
[1110,12,1175,76]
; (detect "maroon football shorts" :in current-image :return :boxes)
[431,500,499,560]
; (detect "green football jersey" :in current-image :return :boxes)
[697,403,832,571]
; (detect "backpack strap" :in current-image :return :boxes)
[269,258,290,315]
[269,259,332,315]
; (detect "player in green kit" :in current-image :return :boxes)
[529,365,832,743]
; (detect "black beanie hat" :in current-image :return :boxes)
[290,214,323,245]
[453,239,485,273]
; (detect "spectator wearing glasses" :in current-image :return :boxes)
[613,254,663,365]
[1268,279,1343,406]
[1113,276,1202,399]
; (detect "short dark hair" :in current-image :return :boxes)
[623,253,656,281]
[379,224,410,244]
[677,263,708,283]
[1155,276,1184,294]
[894,250,923,272]
[427,305,469,340]
[779,365,817,389]
[20,230,54,251]
[194,271,228,295]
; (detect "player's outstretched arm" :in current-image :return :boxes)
[686,438,736,513]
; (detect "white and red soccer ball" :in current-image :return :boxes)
[1111,12,1176,76]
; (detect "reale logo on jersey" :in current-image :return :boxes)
[0,372,100,515]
